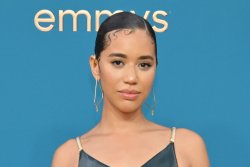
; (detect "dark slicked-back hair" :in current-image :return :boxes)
[94,11,158,66]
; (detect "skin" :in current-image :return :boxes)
[51,29,210,167]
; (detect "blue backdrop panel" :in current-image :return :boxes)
[0,0,250,166]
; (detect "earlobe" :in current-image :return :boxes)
[89,55,100,80]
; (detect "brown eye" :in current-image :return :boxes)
[138,63,152,70]
[111,60,124,67]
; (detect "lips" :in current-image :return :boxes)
[118,89,141,100]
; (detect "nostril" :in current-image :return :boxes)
[124,76,138,85]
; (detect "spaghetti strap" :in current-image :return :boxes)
[170,127,176,143]
[76,137,83,152]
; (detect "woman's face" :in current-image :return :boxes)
[90,29,156,114]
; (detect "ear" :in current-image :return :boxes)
[89,55,100,80]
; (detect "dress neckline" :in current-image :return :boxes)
[80,142,174,167]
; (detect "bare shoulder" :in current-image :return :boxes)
[176,128,205,146]
[175,128,210,167]
[51,138,79,167]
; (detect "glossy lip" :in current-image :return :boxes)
[118,89,141,100]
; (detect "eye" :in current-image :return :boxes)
[138,63,152,70]
[111,60,124,68]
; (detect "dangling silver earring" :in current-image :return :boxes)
[93,79,103,112]
[145,87,156,116]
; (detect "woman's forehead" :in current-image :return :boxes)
[100,30,156,60]
[104,28,154,47]
[105,29,155,50]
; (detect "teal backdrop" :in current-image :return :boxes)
[0,0,250,166]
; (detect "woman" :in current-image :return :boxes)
[52,12,210,167]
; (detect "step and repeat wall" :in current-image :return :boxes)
[0,0,249,166]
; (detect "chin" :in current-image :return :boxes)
[116,102,142,113]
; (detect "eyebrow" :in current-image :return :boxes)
[108,53,154,61]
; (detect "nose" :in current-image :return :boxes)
[124,65,138,85]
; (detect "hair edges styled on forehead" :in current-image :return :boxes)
[94,11,158,65]
[102,28,134,54]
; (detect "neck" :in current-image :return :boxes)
[95,102,150,135]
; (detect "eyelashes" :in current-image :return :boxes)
[111,60,152,70]
[139,62,152,69]
[111,60,124,67]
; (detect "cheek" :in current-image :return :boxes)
[140,70,155,88]
[99,64,121,92]
[139,70,156,100]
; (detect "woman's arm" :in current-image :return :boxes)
[189,131,210,167]
[175,128,210,167]
[51,139,78,167]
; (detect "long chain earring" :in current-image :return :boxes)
[145,87,156,116]
[93,79,103,112]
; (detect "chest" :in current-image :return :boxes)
[78,143,178,167]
